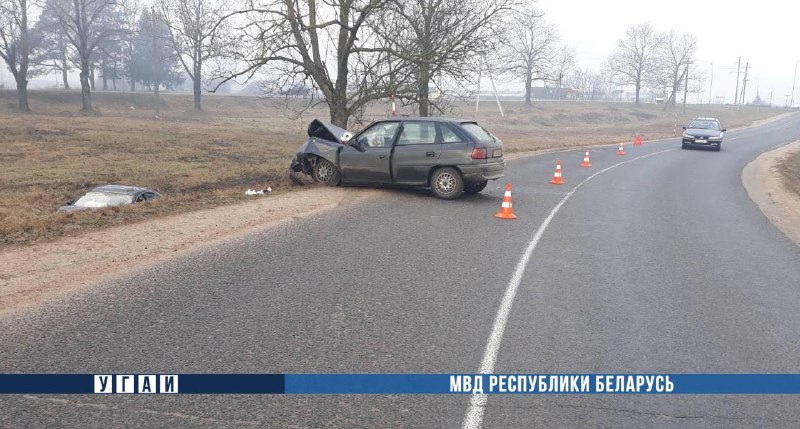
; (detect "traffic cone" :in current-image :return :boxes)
[617,142,625,155]
[634,135,643,146]
[495,183,517,220]
[580,150,591,167]
[549,160,565,184]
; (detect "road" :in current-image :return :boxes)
[2,114,800,428]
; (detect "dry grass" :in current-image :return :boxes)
[0,89,788,247]
[779,149,800,198]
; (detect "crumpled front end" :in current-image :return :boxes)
[289,119,349,184]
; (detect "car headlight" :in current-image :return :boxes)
[709,136,722,141]
[683,133,692,138]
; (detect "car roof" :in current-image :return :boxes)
[374,117,477,124]
[694,117,720,122]
[90,185,152,195]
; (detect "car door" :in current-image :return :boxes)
[391,121,441,185]
[339,121,399,184]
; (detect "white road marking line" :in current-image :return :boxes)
[461,148,676,429]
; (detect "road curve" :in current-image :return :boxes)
[2,113,800,428]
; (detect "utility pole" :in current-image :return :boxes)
[740,62,750,105]
[683,62,690,113]
[708,63,714,105]
[769,91,773,107]
[734,57,741,105]
[791,61,798,108]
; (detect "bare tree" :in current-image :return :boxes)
[501,6,555,106]
[549,44,575,99]
[0,0,33,111]
[48,0,119,111]
[224,0,395,128]
[655,29,696,109]
[160,0,226,110]
[567,67,593,99]
[375,0,516,116]
[606,22,660,104]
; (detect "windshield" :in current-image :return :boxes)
[461,123,496,142]
[688,120,720,130]
[73,192,134,208]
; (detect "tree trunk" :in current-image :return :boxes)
[193,61,202,110]
[524,73,532,106]
[130,79,135,92]
[102,58,108,91]
[90,67,96,91]
[80,58,93,111]
[417,66,431,117]
[16,78,30,112]
[635,83,641,104]
[329,94,349,128]
[60,51,70,89]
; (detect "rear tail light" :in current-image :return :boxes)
[470,148,487,159]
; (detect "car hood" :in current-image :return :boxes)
[685,128,722,137]
[307,119,349,143]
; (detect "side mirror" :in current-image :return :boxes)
[352,137,366,152]
[682,126,687,130]
[721,128,727,132]
[66,199,75,206]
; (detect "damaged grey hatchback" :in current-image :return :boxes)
[290,118,505,199]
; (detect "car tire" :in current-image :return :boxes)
[464,180,488,194]
[430,167,464,199]
[681,143,688,149]
[715,145,722,152]
[312,157,341,186]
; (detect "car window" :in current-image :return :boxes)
[143,192,158,201]
[356,122,399,148]
[688,120,719,130]
[438,124,463,143]
[461,123,496,142]
[398,122,437,145]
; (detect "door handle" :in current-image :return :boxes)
[426,152,435,157]
[379,155,387,159]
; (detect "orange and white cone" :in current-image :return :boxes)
[550,160,565,185]
[495,183,517,219]
[617,142,625,155]
[580,150,591,167]
[634,135,643,146]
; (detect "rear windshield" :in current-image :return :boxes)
[461,123,496,142]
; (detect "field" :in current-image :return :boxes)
[779,149,800,198]
[0,89,787,247]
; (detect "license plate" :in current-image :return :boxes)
[695,139,707,143]
[493,149,502,157]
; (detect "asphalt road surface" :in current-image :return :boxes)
[3,114,800,428]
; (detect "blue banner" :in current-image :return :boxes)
[2,374,800,394]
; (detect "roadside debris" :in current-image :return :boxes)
[245,187,272,196]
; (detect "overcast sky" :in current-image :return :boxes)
[537,0,800,105]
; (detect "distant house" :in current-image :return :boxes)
[530,87,579,100]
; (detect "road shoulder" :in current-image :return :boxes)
[742,140,800,247]
[0,187,378,315]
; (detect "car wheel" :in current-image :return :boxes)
[681,144,688,149]
[464,180,488,194]
[312,157,341,186]
[715,145,722,152]
[431,167,464,199]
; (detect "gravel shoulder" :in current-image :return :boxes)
[742,140,800,247]
[0,187,378,315]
